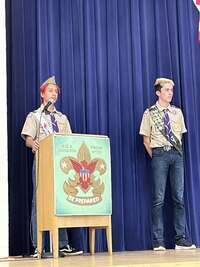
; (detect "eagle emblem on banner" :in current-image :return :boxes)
[60,142,106,205]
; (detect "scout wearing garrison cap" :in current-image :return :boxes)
[139,77,196,251]
[41,75,56,86]
[21,76,71,142]
[21,76,83,257]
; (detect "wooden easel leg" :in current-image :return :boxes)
[52,228,59,258]
[106,226,113,255]
[89,228,95,255]
[37,230,43,259]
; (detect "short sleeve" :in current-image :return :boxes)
[139,109,151,137]
[21,113,38,140]
[180,110,187,134]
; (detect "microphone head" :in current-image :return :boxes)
[43,99,55,112]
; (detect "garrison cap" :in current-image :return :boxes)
[40,76,56,89]
[40,76,60,102]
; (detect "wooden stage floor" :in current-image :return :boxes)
[1,250,200,267]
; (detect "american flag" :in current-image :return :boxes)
[193,0,200,42]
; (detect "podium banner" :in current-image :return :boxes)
[53,134,112,215]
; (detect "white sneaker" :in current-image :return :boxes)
[59,245,83,256]
[175,244,196,250]
[153,246,166,251]
[175,238,196,250]
[31,248,38,258]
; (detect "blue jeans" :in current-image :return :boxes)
[151,148,185,247]
[31,158,68,249]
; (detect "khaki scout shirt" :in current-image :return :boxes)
[139,102,187,148]
[21,105,72,141]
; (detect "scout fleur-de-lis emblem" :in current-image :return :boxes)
[60,142,106,205]
[70,158,97,192]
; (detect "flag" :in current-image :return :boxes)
[193,0,200,42]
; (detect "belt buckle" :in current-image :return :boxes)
[163,145,172,151]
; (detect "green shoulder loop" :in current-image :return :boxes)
[171,104,180,110]
[55,110,63,117]
[32,107,41,113]
[149,105,156,112]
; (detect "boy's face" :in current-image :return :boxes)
[40,84,59,104]
[156,82,174,104]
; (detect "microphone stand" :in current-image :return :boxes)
[33,105,54,258]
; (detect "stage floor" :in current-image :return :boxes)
[1,250,200,267]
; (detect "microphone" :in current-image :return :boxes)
[42,99,54,112]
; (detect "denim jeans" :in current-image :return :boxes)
[151,148,185,247]
[31,158,68,249]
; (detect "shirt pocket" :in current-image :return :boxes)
[171,118,182,132]
[58,122,66,133]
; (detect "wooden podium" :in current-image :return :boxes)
[36,134,112,258]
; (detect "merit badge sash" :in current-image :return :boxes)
[149,106,182,155]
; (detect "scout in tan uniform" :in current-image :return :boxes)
[21,76,83,257]
[139,78,196,251]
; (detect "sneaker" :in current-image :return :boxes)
[59,245,83,256]
[31,248,38,258]
[153,246,166,251]
[175,238,196,250]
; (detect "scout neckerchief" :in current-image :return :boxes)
[163,109,174,141]
[49,113,59,132]
[149,105,182,155]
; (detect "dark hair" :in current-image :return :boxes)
[154,84,162,92]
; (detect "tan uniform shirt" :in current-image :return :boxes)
[21,105,72,141]
[139,102,187,148]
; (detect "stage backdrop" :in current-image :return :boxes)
[6,0,200,255]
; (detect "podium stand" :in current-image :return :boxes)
[36,134,112,258]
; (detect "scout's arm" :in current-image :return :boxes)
[25,136,39,153]
[21,112,39,153]
[143,135,152,158]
